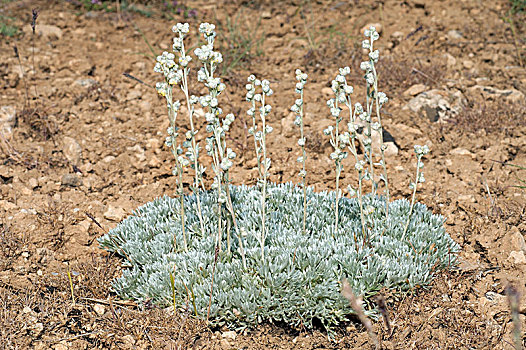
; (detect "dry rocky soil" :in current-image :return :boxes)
[1,0,526,349]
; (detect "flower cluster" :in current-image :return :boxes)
[246,74,273,260]
[292,69,308,176]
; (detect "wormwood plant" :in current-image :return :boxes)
[99,23,459,333]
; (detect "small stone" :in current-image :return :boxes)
[508,251,526,265]
[384,142,399,157]
[443,53,457,68]
[458,194,475,203]
[23,306,32,314]
[61,173,81,187]
[53,343,68,350]
[126,90,142,101]
[148,155,161,168]
[468,85,525,104]
[0,200,18,211]
[93,304,105,316]
[74,78,98,88]
[391,31,404,42]
[222,330,236,340]
[24,24,63,40]
[28,178,38,189]
[463,60,474,69]
[403,84,427,97]
[62,136,82,165]
[262,11,272,19]
[449,148,473,156]
[0,106,16,136]
[281,112,296,137]
[104,205,126,222]
[361,22,382,35]
[447,30,463,40]
[102,155,115,163]
[122,335,136,345]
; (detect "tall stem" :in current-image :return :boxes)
[372,64,389,218]
[181,67,206,235]
[402,155,421,239]
[260,93,268,261]
[300,89,307,235]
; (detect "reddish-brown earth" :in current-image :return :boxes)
[1,0,525,349]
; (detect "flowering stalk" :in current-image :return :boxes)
[196,23,246,268]
[292,69,308,235]
[324,72,349,235]
[361,26,390,216]
[402,144,429,239]
[154,53,189,252]
[246,75,273,261]
[171,23,206,235]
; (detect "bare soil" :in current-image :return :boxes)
[1,0,525,349]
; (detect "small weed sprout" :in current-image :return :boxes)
[100,22,459,333]
[292,69,308,234]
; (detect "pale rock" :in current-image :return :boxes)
[53,343,69,350]
[148,155,161,168]
[28,178,38,189]
[102,155,115,163]
[361,22,382,35]
[457,194,475,203]
[463,60,475,69]
[93,303,105,316]
[61,173,81,187]
[126,89,142,101]
[403,84,427,97]
[127,144,146,162]
[447,30,463,40]
[404,89,464,122]
[508,251,526,265]
[222,330,237,340]
[391,31,404,43]
[122,335,136,345]
[146,138,160,150]
[467,85,525,104]
[443,53,457,68]
[74,78,98,88]
[394,165,405,171]
[508,227,526,254]
[62,136,82,165]
[0,106,16,136]
[262,11,272,19]
[194,108,206,118]
[384,142,399,157]
[104,205,126,222]
[0,200,18,211]
[449,148,473,156]
[281,112,296,137]
[24,24,63,40]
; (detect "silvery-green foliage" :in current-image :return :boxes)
[99,183,459,332]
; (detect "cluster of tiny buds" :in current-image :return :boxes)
[199,23,216,43]
[294,69,308,93]
[409,144,430,189]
